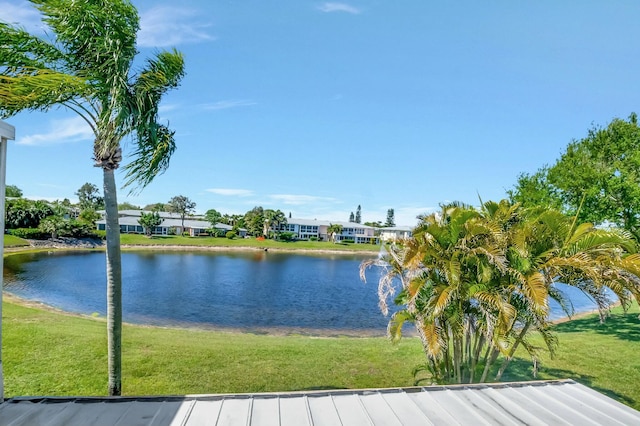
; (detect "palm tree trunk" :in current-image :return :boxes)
[469,334,485,383]
[104,168,122,396]
[480,346,500,383]
[495,323,530,381]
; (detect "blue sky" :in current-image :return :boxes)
[2,1,640,226]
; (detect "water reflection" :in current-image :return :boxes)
[3,250,606,334]
[3,250,394,334]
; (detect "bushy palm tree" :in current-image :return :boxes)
[362,200,640,384]
[0,0,185,395]
[327,223,343,243]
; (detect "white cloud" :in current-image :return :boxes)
[206,188,254,197]
[0,2,43,33]
[317,2,361,14]
[159,103,180,114]
[203,100,257,111]
[138,6,214,47]
[17,116,93,146]
[269,194,338,205]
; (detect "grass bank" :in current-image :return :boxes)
[119,234,380,253]
[3,233,380,254]
[3,235,30,248]
[2,300,639,409]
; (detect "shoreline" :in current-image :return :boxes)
[1,293,391,338]
[2,240,617,336]
[10,237,380,256]
[120,244,378,256]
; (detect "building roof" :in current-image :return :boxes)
[96,216,232,231]
[288,218,375,229]
[380,226,413,232]
[1,380,637,425]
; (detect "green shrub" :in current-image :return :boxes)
[226,231,237,239]
[9,228,47,239]
[93,230,107,239]
[62,219,95,238]
[278,231,296,242]
[309,236,318,241]
[342,238,354,244]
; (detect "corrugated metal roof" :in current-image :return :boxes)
[1,380,638,425]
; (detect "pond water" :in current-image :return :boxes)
[3,250,393,335]
[2,250,606,334]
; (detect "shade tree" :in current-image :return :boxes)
[167,195,196,234]
[205,209,222,227]
[138,210,161,237]
[509,114,640,239]
[76,182,104,211]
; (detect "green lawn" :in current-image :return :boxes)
[120,233,380,253]
[3,235,30,248]
[2,300,639,409]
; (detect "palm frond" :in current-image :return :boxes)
[0,71,90,117]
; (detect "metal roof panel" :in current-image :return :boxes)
[2,381,639,425]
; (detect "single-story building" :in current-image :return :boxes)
[277,218,379,244]
[379,226,413,242]
[96,210,247,237]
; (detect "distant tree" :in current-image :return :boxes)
[138,210,161,237]
[385,208,396,227]
[509,113,640,239]
[5,198,53,229]
[264,209,287,238]
[78,208,101,225]
[507,167,563,210]
[355,205,362,224]
[6,184,22,197]
[76,183,104,211]
[327,223,343,243]
[231,214,245,229]
[349,211,355,222]
[167,195,196,233]
[364,221,383,228]
[205,209,222,227]
[289,211,292,218]
[118,202,141,210]
[244,206,265,236]
[143,202,168,212]
[38,215,66,239]
[548,113,640,238]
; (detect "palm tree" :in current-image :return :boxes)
[362,200,640,384]
[263,209,287,239]
[0,0,185,395]
[327,223,343,243]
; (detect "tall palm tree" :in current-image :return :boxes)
[0,0,185,395]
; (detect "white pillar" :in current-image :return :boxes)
[0,120,15,402]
